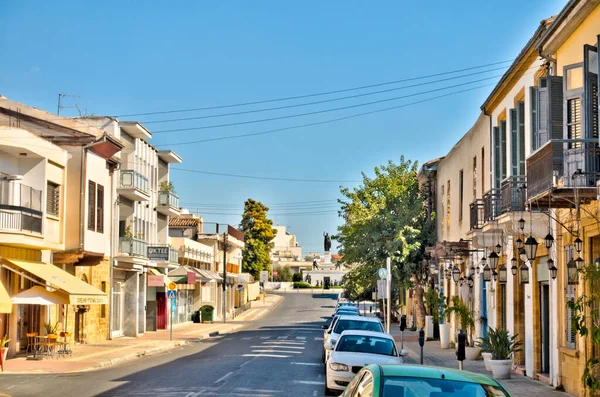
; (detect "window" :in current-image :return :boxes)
[530,86,538,151]
[565,245,576,348]
[46,182,60,216]
[459,170,464,221]
[472,157,477,200]
[446,180,450,232]
[88,181,96,231]
[567,98,582,149]
[500,120,507,180]
[87,181,104,233]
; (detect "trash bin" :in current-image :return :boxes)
[192,310,201,323]
[200,305,214,323]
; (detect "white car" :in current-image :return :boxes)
[325,330,405,395]
[323,315,384,363]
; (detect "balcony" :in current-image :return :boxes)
[117,170,149,202]
[501,176,526,214]
[170,237,213,265]
[469,199,484,230]
[156,190,180,217]
[527,141,600,208]
[119,237,148,257]
[0,181,43,234]
[483,189,501,222]
[147,244,179,266]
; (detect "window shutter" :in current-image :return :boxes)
[549,76,564,140]
[97,184,104,233]
[46,182,59,216]
[510,109,518,176]
[493,126,500,188]
[538,77,550,146]
[584,45,598,140]
[530,86,538,151]
[88,181,96,231]
[565,245,576,348]
[518,101,526,175]
[500,120,507,180]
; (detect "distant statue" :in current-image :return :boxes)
[323,232,332,252]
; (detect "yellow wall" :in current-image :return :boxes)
[555,4,600,73]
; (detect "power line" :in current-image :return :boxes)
[116,59,513,117]
[171,168,360,183]
[158,82,497,147]
[153,74,504,133]
[180,199,338,206]
[142,66,509,125]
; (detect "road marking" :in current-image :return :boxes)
[252,345,305,349]
[291,362,320,366]
[259,336,271,339]
[215,371,234,384]
[313,391,318,396]
[277,336,288,339]
[293,380,325,385]
[314,337,324,341]
[241,337,252,340]
[224,338,233,341]
[251,349,302,354]
[185,390,206,397]
[295,336,306,340]
[243,353,290,358]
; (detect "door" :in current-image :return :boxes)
[540,283,550,374]
[156,292,167,330]
[480,276,488,336]
[324,277,331,290]
[111,277,125,337]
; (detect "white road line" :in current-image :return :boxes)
[293,380,325,385]
[277,336,288,339]
[290,362,320,366]
[295,336,306,340]
[214,371,234,384]
[241,337,252,340]
[314,337,324,340]
[259,336,271,339]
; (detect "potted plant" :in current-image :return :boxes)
[476,332,493,371]
[1,335,9,363]
[44,321,60,336]
[483,327,522,379]
[439,295,450,349]
[444,296,479,359]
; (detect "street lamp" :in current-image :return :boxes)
[549,266,558,280]
[567,260,579,285]
[498,264,507,284]
[452,267,461,283]
[519,248,528,263]
[574,237,583,254]
[445,268,451,280]
[488,252,499,271]
[595,257,600,269]
[483,265,491,282]
[518,218,526,231]
[524,236,539,262]
[546,258,555,270]
[480,255,487,267]
[519,263,529,284]
[575,256,584,271]
[494,244,502,255]
[516,237,524,250]
[470,266,475,277]
[467,276,474,288]
[544,233,554,249]
[476,265,480,274]
[510,257,517,276]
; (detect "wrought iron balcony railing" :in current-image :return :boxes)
[501,176,526,214]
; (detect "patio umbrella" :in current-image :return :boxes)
[11,286,69,305]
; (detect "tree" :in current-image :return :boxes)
[273,266,292,282]
[239,199,277,279]
[292,272,303,282]
[336,157,435,327]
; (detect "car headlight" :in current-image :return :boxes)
[330,339,336,346]
[329,362,349,372]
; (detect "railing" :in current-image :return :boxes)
[0,207,43,233]
[564,146,600,188]
[501,176,526,214]
[0,180,43,234]
[469,199,485,230]
[119,237,148,257]
[232,302,251,319]
[147,244,179,263]
[199,223,245,242]
[483,189,501,221]
[158,190,180,209]
[526,141,564,200]
[119,170,149,194]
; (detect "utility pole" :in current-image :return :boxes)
[222,230,228,323]
[57,93,80,115]
[386,257,391,333]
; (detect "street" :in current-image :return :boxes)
[0,293,335,397]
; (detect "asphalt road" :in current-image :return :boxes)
[0,292,337,397]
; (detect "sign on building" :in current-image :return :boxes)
[148,246,169,261]
[148,275,165,287]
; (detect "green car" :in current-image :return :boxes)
[340,364,511,397]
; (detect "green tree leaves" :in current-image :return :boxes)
[239,199,277,279]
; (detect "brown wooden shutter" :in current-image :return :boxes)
[88,181,96,231]
[97,184,104,233]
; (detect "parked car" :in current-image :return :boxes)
[325,331,404,395]
[323,315,384,363]
[339,364,511,396]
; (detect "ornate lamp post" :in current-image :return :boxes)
[488,252,499,271]
[575,256,584,271]
[498,264,508,284]
[524,236,539,262]
[452,267,461,283]
[567,260,579,285]
[483,265,491,282]
[510,257,518,276]
[519,263,529,284]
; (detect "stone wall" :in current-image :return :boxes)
[73,258,110,343]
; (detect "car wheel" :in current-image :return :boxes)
[324,385,336,396]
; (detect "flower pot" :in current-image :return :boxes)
[482,352,492,371]
[465,346,481,360]
[439,324,450,349]
[1,347,7,363]
[425,316,434,339]
[490,359,513,379]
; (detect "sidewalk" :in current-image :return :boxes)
[1,294,283,374]
[389,326,573,397]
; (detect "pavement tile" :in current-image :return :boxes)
[1,294,283,374]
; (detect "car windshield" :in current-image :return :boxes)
[382,376,509,397]
[333,319,383,334]
[336,335,396,356]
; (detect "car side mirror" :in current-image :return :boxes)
[322,325,328,330]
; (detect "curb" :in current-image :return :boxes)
[85,340,189,371]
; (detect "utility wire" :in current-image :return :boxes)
[116,59,513,117]
[180,199,338,206]
[171,167,360,183]
[142,66,510,125]
[153,74,504,133]
[158,82,497,147]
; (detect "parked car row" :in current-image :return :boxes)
[319,294,512,396]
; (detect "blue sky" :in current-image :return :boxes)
[0,0,565,255]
